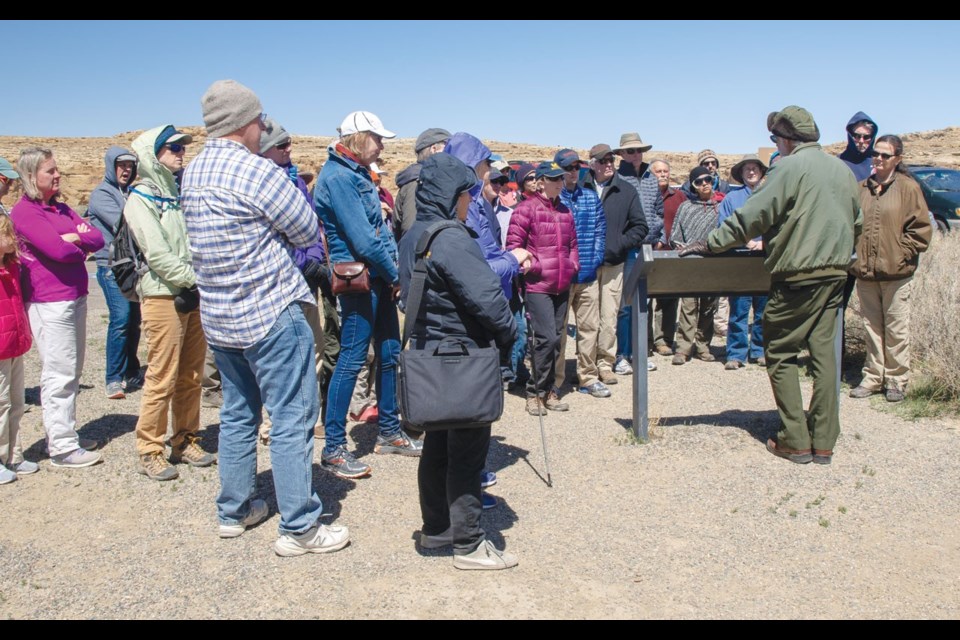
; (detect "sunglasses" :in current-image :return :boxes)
[165,143,187,153]
[693,177,713,186]
[563,164,580,172]
[543,175,563,182]
[700,160,718,168]
[769,135,779,144]
[596,157,616,166]
[871,151,897,160]
[622,149,643,155]
[275,141,292,151]
[522,175,536,183]
[852,133,873,141]
[491,180,508,187]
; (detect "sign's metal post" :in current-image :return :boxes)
[633,274,649,442]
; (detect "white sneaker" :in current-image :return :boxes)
[453,539,518,571]
[8,460,39,475]
[50,448,102,468]
[614,357,633,375]
[219,499,269,538]
[274,523,350,557]
[647,359,658,372]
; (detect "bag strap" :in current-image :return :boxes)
[400,220,466,350]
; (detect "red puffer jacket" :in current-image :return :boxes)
[0,258,32,360]
[506,193,579,295]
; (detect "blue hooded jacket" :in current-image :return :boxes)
[443,133,519,298]
[87,145,137,268]
[838,111,878,182]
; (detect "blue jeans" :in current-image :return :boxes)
[212,303,322,535]
[726,295,768,363]
[509,308,528,379]
[95,266,141,385]
[323,278,400,455]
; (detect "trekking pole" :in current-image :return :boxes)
[520,281,553,488]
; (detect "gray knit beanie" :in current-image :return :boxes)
[259,116,290,153]
[201,80,263,139]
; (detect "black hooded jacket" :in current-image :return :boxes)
[838,111,878,182]
[398,153,517,350]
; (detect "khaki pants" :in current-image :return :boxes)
[597,264,623,373]
[714,297,730,336]
[0,356,25,466]
[675,297,718,356]
[555,280,601,387]
[136,297,206,456]
[856,278,912,391]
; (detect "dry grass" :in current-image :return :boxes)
[910,231,960,400]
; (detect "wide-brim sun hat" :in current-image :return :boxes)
[730,154,768,185]
[615,132,652,153]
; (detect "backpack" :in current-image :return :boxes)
[109,183,163,302]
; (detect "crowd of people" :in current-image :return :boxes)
[0,89,935,568]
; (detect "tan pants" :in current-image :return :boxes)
[555,280,601,387]
[0,356,25,466]
[714,297,730,336]
[136,297,206,456]
[597,264,623,373]
[261,299,325,440]
[857,278,912,391]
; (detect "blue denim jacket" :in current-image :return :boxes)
[314,146,398,284]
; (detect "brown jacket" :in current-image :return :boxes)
[850,173,932,281]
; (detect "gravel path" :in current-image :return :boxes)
[2,266,958,619]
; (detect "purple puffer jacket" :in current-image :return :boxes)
[506,192,579,295]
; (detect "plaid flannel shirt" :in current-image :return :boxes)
[181,138,318,349]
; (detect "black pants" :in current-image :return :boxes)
[419,425,491,554]
[525,291,569,397]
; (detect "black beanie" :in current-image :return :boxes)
[689,165,711,184]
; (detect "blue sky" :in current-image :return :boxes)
[4,20,957,153]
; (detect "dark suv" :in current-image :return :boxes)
[906,165,960,233]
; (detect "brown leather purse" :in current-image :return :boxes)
[322,229,371,296]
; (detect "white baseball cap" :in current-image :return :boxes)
[338,111,396,139]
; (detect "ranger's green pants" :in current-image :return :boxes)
[762,278,845,452]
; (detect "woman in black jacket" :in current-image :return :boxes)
[398,153,518,571]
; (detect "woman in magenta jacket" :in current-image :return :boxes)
[506,162,579,415]
[10,147,104,469]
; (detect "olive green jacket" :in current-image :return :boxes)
[707,142,862,282]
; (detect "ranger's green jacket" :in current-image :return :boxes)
[707,142,862,282]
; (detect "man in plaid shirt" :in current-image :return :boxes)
[181,80,349,557]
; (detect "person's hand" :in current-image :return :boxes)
[392,283,402,300]
[60,233,81,245]
[655,241,667,250]
[510,247,530,264]
[520,258,532,273]
[677,240,709,257]
[75,223,92,234]
[746,239,763,251]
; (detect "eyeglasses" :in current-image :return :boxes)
[165,143,187,153]
[259,113,268,124]
[693,177,712,187]
[622,149,642,156]
[852,133,873,141]
[871,151,897,160]
[700,160,718,168]
[563,164,580,172]
[275,141,292,151]
[596,156,616,166]
[543,175,563,182]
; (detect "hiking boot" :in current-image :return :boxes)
[219,499,269,538]
[106,381,125,400]
[647,359,658,372]
[453,539,518,571]
[725,360,744,370]
[374,432,423,457]
[655,344,674,357]
[51,448,103,469]
[480,470,497,488]
[544,391,569,412]
[885,386,905,403]
[274,523,350,557]
[813,449,833,465]
[419,527,453,550]
[614,357,633,375]
[765,438,812,465]
[849,385,878,399]
[7,460,38,475]
[202,388,223,409]
[526,396,546,416]
[0,467,16,484]
[138,452,178,480]
[672,353,687,366]
[579,381,611,398]
[598,369,618,385]
[321,446,371,479]
[482,492,498,510]
[696,351,716,362]
[170,437,217,467]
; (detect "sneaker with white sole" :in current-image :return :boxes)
[374,433,423,457]
[274,523,350,557]
[7,460,39,475]
[321,446,371,479]
[482,492,498,510]
[480,470,497,488]
[105,381,125,400]
[578,381,611,398]
[0,467,16,484]
[614,357,633,375]
[51,448,103,469]
[647,359,658,372]
[219,499,269,538]
[453,539,518,571]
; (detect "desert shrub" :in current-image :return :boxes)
[910,231,960,398]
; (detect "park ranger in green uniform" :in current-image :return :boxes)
[680,106,862,465]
